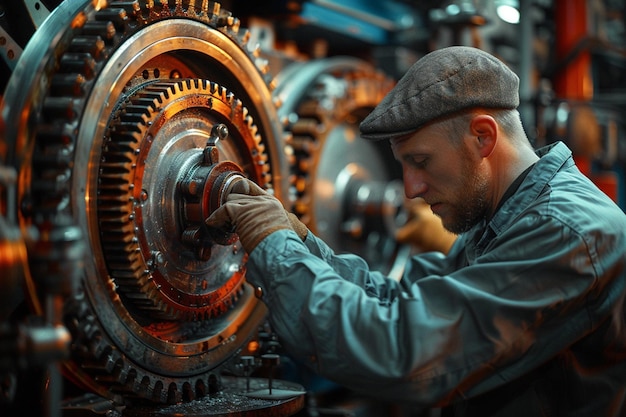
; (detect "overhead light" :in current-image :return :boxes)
[496,0,520,24]
[445,4,461,15]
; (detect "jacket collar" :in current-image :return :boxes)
[464,141,573,258]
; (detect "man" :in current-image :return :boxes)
[207,46,626,416]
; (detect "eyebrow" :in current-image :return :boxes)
[390,133,413,146]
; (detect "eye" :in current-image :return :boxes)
[409,156,428,169]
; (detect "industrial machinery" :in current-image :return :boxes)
[0,0,409,415]
[1,0,624,416]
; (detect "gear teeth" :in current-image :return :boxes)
[209,1,221,16]
[255,58,270,75]
[119,105,151,123]
[144,0,155,12]
[240,29,251,45]
[36,124,76,145]
[129,96,163,113]
[158,0,171,17]
[230,17,240,34]
[218,84,228,102]
[95,8,129,32]
[69,36,108,61]
[143,85,173,101]
[32,143,74,167]
[250,122,259,136]
[50,73,87,97]
[242,106,250,122]
[173,0,184,15]
[82,20,117,43]
[42,97,79,122]
[216,12,231,27]
[273,96,282,109]
[188,0,216,22]
[186,0,197,15]
[115,1,142,15]
[59,53,97,79]
[227,92,237,108]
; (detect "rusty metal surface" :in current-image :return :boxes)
[124,377,305,417]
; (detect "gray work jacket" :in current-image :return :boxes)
[247,141,626,416]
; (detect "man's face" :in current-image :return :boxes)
[390,122,490,234]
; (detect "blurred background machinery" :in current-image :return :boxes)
[0,1,624,416]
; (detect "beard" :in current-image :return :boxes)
[440,156,490,235]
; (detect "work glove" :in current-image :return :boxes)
[287,212,309,241]
[206,178,306,254]
[395,198,457,254]
[224,178,309,241]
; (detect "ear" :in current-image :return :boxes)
[469,114,498,158]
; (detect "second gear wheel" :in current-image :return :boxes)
[275,57,407,275]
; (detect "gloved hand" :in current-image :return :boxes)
[395,198,457,254]
[206,178,295,253]
[224,178,310,241]
[287,212,309,241]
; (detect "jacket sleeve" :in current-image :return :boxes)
[245,211,624,406]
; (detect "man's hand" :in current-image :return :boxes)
[395,198,457,254]
[287,212,309,241]
[206,178,295,253]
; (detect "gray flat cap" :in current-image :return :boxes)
[359,46,520,141]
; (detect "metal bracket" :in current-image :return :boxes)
[25,0,51,29]
[0,25,22,71]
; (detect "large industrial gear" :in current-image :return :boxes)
[0,0,406,414]
[1,0,290,406]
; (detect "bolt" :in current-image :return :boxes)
[212,123,229,140]
[203,124,229,165]
[187,179,198,196]
[241,355,254,392]
[203,146,220,165]
[149,251,164,270]
[261,353,280,395]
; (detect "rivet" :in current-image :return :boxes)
[254,286,263,298]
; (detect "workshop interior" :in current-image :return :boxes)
[0,0,624,416]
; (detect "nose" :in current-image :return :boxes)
[403,170,428,199]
